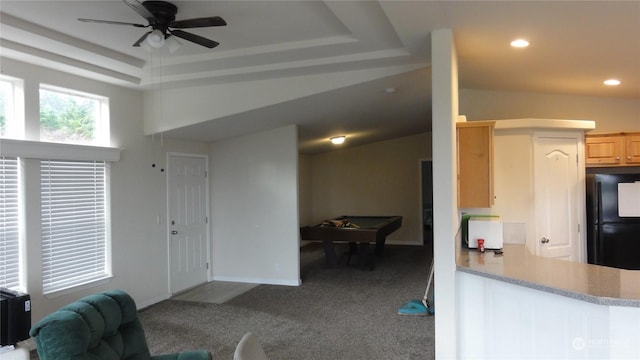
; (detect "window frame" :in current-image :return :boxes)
[39,83,110,146]
[0,75,120,295]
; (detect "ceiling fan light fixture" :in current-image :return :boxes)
[166,36,182,54]
[147,29,165,48]
[79,1,226,49]
[510,39,529,48]
[330,136,346,145]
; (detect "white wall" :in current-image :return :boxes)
[143,66,424,134]
[306,132,430,245]
[211,125,300,286]
[491,129,534,247]
[460,88,640,132]
[431,29,460,359]
[1,58,210,322]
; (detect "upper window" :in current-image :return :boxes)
[0,76,25,140]
[39,85,110,146]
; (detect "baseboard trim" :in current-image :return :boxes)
[386,240,425,246]
[212,275,301,286]
[136,293,170,310]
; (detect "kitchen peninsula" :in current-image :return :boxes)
[456,245,640,359]
[451,118,640,358]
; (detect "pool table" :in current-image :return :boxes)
[300,215,402,269]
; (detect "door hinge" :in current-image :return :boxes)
[206,262,209,270]
[206,216,208,224]
[205,170,208,178]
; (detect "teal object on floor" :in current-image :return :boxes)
[398,299,434,316]
[30,289,212,360]
[399,254,435,316]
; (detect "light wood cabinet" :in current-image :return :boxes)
[627,135,640,164]
[585,132,640,167]
[457,121,495,208]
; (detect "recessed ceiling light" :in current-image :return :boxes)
[330,136,346,145]
[510,39,529,48]
[603,79,621,86]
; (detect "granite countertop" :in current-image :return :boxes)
[456,244,640,307]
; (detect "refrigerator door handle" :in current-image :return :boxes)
[595,181,603,265]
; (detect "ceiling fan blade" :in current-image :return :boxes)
[132,31,152,47]
[78,18,148,28]
[170,16,227,29]
[123,0,158,24]
[170,29,219,49]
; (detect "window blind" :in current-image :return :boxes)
[41,160,108,293]
[0,157,20,289]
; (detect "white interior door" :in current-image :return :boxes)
[167,154,209,294]
[534,136,580,261]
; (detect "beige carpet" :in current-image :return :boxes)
[139,243,435,360]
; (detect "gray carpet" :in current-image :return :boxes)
[139,243,435,359]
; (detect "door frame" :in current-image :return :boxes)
[419,158,434,246]
[166,152,211,294]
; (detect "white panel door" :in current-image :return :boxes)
[168,154,209,294]
[534,136,580,261]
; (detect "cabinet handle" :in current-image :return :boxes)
[628,156,632,160]
[616,156,620,160]
[541,237,550,244]
[171,230,178,235]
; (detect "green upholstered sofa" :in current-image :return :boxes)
[30,289,211,360]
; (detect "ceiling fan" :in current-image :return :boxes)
[78,0,227,49]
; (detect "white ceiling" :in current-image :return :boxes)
[1,1,638,153]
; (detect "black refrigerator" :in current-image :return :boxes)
[586,172,640,269]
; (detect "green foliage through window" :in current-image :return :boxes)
[40,88,98,144]
[0,82,9,136]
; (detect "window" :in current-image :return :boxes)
[39,85,109,146]
[0,157,20,290]
[0,76,116,294]
[41,160,110,294]
[0,76,24,140]
[0,80,10,137]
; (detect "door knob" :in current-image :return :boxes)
[541,237,550,244]
[171,230,178,235]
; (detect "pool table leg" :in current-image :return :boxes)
[347,242,375,270]
[322,240,340,267]
[375,234,386,256]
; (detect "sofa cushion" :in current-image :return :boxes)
[31,290,152,360]
[30,290,211,360]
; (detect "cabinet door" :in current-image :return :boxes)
[585,136,624,166]
[625,135,640,165]
[457,121,494,208]
[534,136,580,261]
